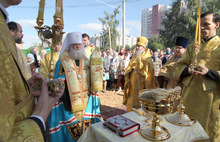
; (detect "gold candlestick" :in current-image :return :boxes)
[35,0,64,80]
[193,0,201,71]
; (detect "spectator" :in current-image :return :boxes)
[82,33,93,59]
[109,52,119,91]
[117,52,130,93]
[108,47,114,60]
[102,50,110,93]
[27,53,35,64]
[32,47,41,61]
[130,48,136,59]
[126,48,131,59]
[152,51,162,87]
[40,49,47,61]
[160,50,167,65]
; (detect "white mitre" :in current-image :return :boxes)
[59,32,85,57]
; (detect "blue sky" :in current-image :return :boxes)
[7,0,172,49]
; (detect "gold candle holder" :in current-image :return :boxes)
[36,0,45,27]
[166,98,196,126]
[35,0,64,80]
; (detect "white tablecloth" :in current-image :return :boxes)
[78,109,209,142]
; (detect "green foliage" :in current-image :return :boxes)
[148,35,164,51]
[27,42,47,55]
[160,0,189,48]
[21,49,32,56]
[28,42,43,51]
[125,45,131,50]
[131,45,136,50]
[160,0,220,48]
[99,6,120,51]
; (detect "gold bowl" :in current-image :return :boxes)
[139,98,174,116]
[138,89,174,141]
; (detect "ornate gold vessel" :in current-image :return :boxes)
[139,89,174,141]
[166,98,196,126]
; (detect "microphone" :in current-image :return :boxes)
[32,51,40,68]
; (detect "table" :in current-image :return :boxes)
[78,109,209,142]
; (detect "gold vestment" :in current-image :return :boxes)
[0,12,44,141]
[16,47,32,80]
[40,52,59,78]
[123,48,155,112]
[59,50,90,121]
[85,45,93,59]
[158,55,180,89]
[177,36,220,142]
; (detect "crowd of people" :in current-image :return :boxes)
[0,0,220,142]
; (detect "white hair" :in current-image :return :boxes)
[68,45,87,60]
[59,32,86,58]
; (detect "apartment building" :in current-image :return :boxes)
[141,4,171,38]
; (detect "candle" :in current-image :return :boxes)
[37,0,45,26]
[61,0,63,25]
[56,0,61,18]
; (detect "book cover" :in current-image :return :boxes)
[103,115,140,137]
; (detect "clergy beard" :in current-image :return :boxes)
[14,37,22,44]
[133,50,143,57]
[69,48,87,60]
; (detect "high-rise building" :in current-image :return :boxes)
[141,4,171,38]
[141,1,187,38]
[90,34,136,49]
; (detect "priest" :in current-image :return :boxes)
[47,32,101,142]
[123,36,155,112]
[158,36,189,89]
[177,12,220,141]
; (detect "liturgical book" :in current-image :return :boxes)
[103,115,140,137]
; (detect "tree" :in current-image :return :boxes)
[98,6,120,51]
[160,0,220,48]
[28,42,43,53]
[148,35,164,51]
[160,0,189,48]
[125,45,130,50]
[131,45,136,50]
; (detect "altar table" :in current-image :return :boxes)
[78,109,209,142]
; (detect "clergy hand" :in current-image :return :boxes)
[27,73,43,97]
[188,64,194,75]
[32,78,64,122]
[192,65,209,76]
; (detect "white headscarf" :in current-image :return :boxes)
[59,32,86,58]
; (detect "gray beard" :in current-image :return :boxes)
[69,48,87,60]
[133,50,143,57]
